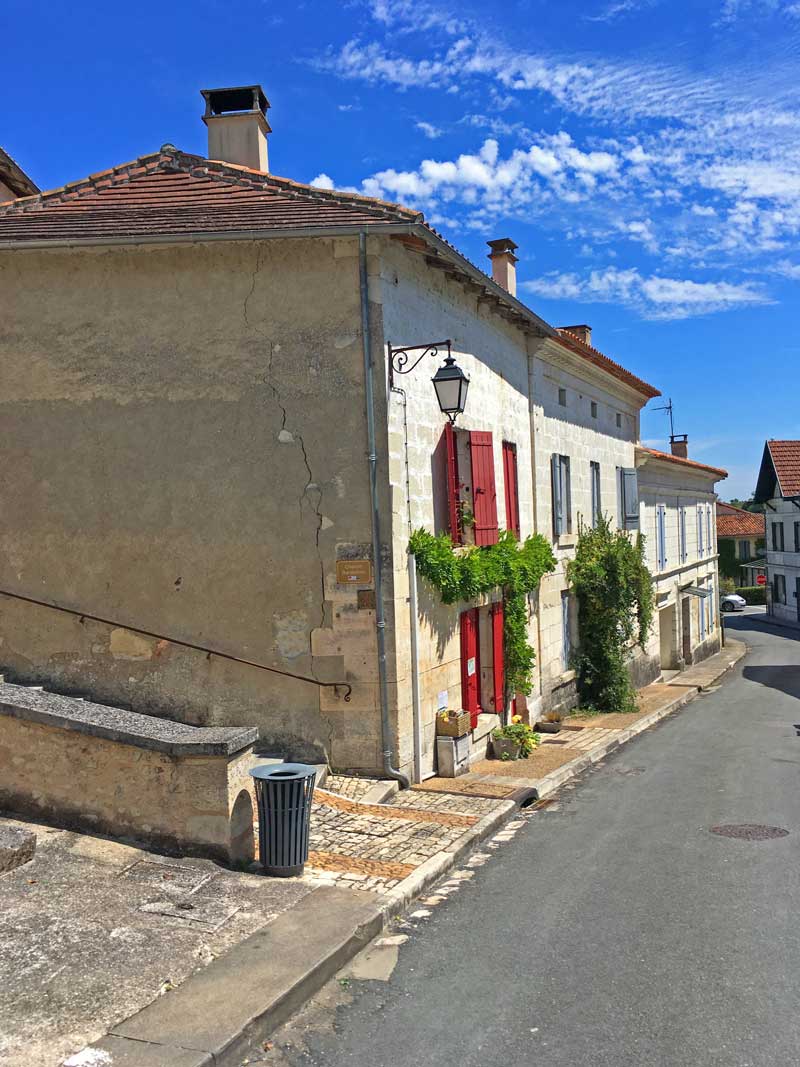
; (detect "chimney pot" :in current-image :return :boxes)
[487,238,519,297]
[670,434,688,459]
[560,324,592,346]
[200,84,271,172]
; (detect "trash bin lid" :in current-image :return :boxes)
[249,762,317,781]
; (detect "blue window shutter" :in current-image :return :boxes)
[622,469,639,530]
[551,453,562,537]
[564,456,572,534]
[698,506,704,557]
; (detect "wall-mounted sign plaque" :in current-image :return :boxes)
[336,559,373,586]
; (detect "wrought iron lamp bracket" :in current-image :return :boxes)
[387,340,452,389]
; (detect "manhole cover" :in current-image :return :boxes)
[710,824,789,841]
[122,861,216,892]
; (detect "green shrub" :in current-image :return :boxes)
[567,516,655,714]
[735,585,766,605]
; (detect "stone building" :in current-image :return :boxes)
[636,441,727,676]
[0,83,710,782]
[754,440,800,628]
[716,502,765,584]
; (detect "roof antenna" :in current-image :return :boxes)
[653,397,675,440]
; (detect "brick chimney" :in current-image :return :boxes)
[201,85,271,172]
[670,434,688,459]
[560,324,592,346]
[487,238,519,297]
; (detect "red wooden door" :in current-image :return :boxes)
[444,423,462,544]
[491,602,505,716]
[502,442,520,539]
[469,431,499,546]
[460,608,481,729]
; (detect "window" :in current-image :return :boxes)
[795,522,800,553]
[443,425,499,547]
[590,400,598,418]
[616,467,639,531]
[774,573,787,604]
[561,592,572,670]
[656,504,668,571]
[738,540,751,561]
[502,441,521,539]
[772,521,785,552]
[616,412,622,429]
[551,454,572,537]
[697,505,705,557]
[558,387,567,407]
[590,461,601,526]
[679,505,688,563]
[706,505,713,555]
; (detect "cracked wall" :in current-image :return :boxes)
[0,236,389,770]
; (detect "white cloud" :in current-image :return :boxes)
[523,267,771,319]
[416,120,443,139]
[310,173,335,190]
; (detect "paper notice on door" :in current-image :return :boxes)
[437,690,448,713]
[467,657,476,677]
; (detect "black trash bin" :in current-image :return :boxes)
[249,763,317,877]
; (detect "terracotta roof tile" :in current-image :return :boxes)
[555,327,660,400]
[637,446,727,479]
[768,440,800,496]
[0,147,422,243]
[716,503,765,538]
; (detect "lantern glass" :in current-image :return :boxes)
[432,357,469,423]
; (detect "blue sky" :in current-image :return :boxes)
[4,0,800,497]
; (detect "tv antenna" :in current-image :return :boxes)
[653,397,676,440]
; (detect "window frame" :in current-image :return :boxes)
[772,521,785,552]
[656,503,668,571]
[590,460,601,527]
[551,453,572,538]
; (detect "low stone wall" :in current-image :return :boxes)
[0,683,258,864]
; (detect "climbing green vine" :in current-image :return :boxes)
[408,529,556,700]
[566,515,655,713]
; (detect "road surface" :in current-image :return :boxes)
[247,610,800,1067]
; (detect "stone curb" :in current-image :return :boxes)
[71,641,748,1066]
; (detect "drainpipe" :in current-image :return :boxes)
[359,231,410,789]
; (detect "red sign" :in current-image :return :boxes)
[757,575,767,586]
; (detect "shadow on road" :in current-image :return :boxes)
[724,612,800,643]
[742,665,800,703]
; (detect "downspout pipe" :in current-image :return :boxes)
[359,231,410,789]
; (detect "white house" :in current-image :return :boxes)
[636,440,727,675]
[754,440,800,628]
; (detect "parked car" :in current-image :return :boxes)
[720,593,747,612]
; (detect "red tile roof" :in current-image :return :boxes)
[556,327,660,400]
[716,503,765,538]
[637,446,728,479]
[0,147,420,242]
[767,440,800,497]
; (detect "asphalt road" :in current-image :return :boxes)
[255,611,800,1067]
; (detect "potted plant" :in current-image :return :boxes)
[534,710,562,734]
[491,715,540,761]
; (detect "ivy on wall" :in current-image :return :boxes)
[408,529,556,700]
[566,516,655,713]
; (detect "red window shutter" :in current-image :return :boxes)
[460,608,481,730]
[469,431,499,546]
[444,423,462,545]
[491,602,505,716]
[502,442,521,539]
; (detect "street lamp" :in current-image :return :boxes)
[387,339,470,425]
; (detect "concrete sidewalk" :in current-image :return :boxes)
[16,639,745,1067]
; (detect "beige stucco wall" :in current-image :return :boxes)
[529,336,647,713]
[637,454,723,670]
[0,714,258,862]
[0,236,391,772]
[375,238,538,778]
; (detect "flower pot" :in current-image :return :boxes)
[492,736,521,760]
[534,722,561,734]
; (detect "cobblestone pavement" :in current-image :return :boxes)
[325,775,382,801]
[296,787,508,895]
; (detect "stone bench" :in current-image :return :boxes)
[0,682,258,864]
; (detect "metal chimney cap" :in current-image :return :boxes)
[201,85,270,119]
